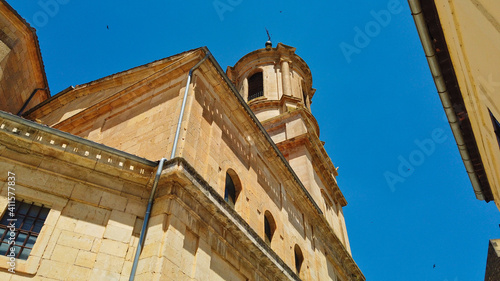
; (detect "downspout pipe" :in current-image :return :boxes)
[129,52,210,281]
[17,88,46,116]
[170,52,210,158]
[407,0,485,200]
[128,157,166,281]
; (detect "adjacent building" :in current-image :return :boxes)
[408,1,500,279]
[0,1,364,280]
[485,239,500,280]
[408,0,500,209]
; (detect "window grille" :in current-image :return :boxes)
[248,72,264,101]
[0,200,50,260]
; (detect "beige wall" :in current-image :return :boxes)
[0,115,348,280]
[178,71,342,280]
[0,2,48,114]
[0,116,153,280]
[435,0,500,210]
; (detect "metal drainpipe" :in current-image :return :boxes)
[407,0,485,200]
[170,53,210,158]
[129,52,209,281]
[17,88,47,116]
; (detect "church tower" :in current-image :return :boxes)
[227,42,351,251]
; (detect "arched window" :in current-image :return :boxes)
[247,72,263,101]
[224,170,241,208]
[264,211,276,244]
[294,244,304,274]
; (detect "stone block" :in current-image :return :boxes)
[58,230,94,251]
[144,214,167,245]
[103,209,135,243]
[100,191,127,211]
[56,215,77,231]
[43,208,60,227]
[30,225,55,258]
[22,255,41,275]
[160,256,188,280]
[90,268,121,281]
[70,183,103,205]
[74,220,106,238]
[38,259,72,279]
[121,260,132,277]
[91,238,102,253]
[125,199,146,218]
[75,250,97,268]
[40,175,75,198]
[136,255,158,275]
[94,252,124,274]
[14,165,50,189]
[103,224,133,244]
[41,228,61,260]
[13,184,68,209]
[51,244,79,263]
[100,239,129,258]
[108,209,136,229]
[62,200,109,225]
[66,266,92,281]
[86,171,124,192]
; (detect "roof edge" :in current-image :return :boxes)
[417,0,494,201]
[23,47,205,117]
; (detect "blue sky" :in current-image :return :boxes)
[10,0,500,280]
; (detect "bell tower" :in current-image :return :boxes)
[227,42,316,122]
[227,42,351,251]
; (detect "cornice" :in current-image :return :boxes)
[163,157,364,281]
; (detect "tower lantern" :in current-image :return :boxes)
[227,43,316,127]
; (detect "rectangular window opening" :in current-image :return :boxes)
[490,110,500,149]
[0,200,50,260]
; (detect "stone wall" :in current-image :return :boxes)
[485,239,500,281]
[0,1,48,114]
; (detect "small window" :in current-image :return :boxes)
[0,200,50,260]
[224,170,241,208]
[264,211,276,244]
[294,244,304,274]
[248,72,264,101]
[490,110,500,149]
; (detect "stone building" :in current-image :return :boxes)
[0,1,364,280]
[408,0,500,210]
[485,239,500,281]
[408,0,500,279]
[0,0,49,114]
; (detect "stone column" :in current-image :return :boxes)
[281,58,292,97]
[242,77,248,101]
